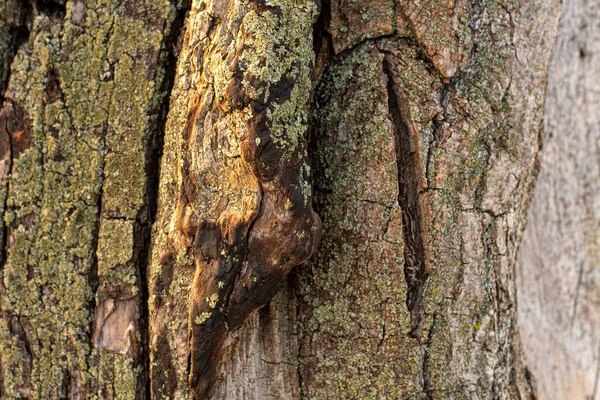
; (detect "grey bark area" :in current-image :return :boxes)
[516,0,600,399]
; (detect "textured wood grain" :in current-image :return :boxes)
[148,0,320,397]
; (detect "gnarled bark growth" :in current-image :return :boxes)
[149,0,320,397]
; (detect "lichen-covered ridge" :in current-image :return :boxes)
[148,0,321,398]
[0,0,187,397]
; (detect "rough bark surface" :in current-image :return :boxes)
[150,0,561,399]
[296,0,561,397]
[517,0,600,398]
[148,0,320,398]
[0,0,186,397]
[0,0,564,399]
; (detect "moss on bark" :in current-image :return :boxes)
[0,0,184,396]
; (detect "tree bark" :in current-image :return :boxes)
[0,0,188,397]
[0,0,562,399]
[517,0,600,398]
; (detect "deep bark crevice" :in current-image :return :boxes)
[34,0,66,19]
[90,110,105,355]
[312,0,332,75]
[138,0,192,396]
[0,106,14,276]
[382,58,429,339]
[312,0,330,55]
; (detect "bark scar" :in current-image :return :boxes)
[173,1,322,398]
[383,57,430,339]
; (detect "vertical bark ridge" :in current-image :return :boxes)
[148,0,321,397]
[421,312,437,400]
[0,0,185,396]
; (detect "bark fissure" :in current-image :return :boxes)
[34,0,66,19]
[0,107,14,273]
[422,313,437,400]
[426,83,450,190]
[312,0,331,58]
[383,58,429,339]
[89,44,112,359]
[137,1,192,394]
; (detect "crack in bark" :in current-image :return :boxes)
[34,0,67,18]
[136,1,192,396]
[426,82,450,190]
[0,108,14,276]
[312,0,331,59]
[422,313,436,399]
[383,57,429,339]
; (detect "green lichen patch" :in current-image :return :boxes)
[0,0,175,396]
[299,43,421,399]
[96,219,137,294]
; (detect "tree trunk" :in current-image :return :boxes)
[0,0,561,399]
[517,0,600,398]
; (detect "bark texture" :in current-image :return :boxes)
[517,0,600,398]
[0,0,564,399]
[297,1,560,398]
[148,0,321,397]
[0,0,186,397]
[150,0,561,399]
